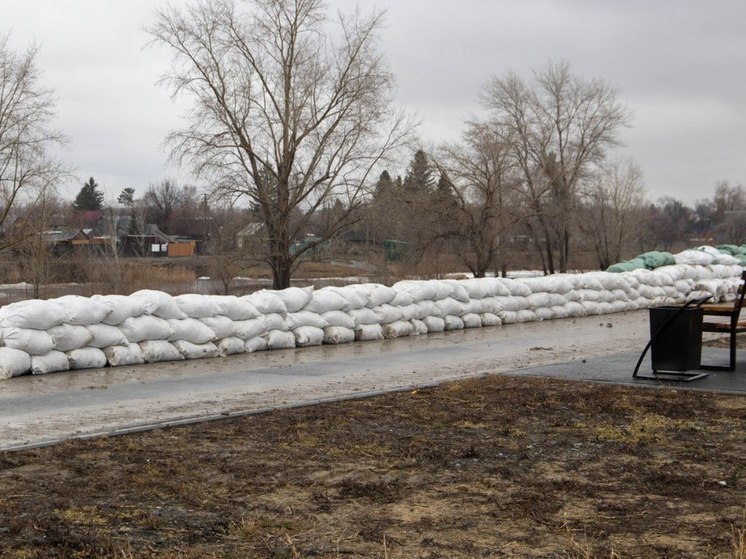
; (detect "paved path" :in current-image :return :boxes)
[2,310,739,451]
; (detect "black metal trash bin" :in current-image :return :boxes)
[649,306,703,372]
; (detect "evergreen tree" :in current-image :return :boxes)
[73,177,104,211]
[403,150,434,195]
[373,170,394,201]
[117,187,135,207]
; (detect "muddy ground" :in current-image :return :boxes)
[1,369,745,559]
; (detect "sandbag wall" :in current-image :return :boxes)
[0,263,742,379]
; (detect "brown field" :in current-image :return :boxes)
[1,371,744,558]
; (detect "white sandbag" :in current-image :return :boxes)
[269,286,313,313]
[0,299,66,330]
[103,343,145,367]
[67,347,108,369]
[462,298,502,315]
[389,290,415,307]
[422,316,445,332]
[413,300,442,319]
[373,304,403,324]
[610,300,631,313]
[715,253,741,266]
[139,340,184,363]
[2,327,55,355]
[526,292,551,308]
[551,305,569,319]
[264,329,296,350]
[461,313,482,328]
[198,316,235,339]
[242,290,288,316]
[286,311,329,330]
[480,313,502,327]
[51,295,109,326]
[427,280,454,300]
[215,336,246,357]
[245,336,269,353]
[410,319,429,335]
[675,249,714,266]
[172,340,218,359]
[355,323,384,341]
[460,278,494,299]
[173,294,214,318]
[119,315,175,343]
[0,347,31,379]
[263,313,288,331]
[209,295,261,320]
[167,318,217,345]
[435,297,464,317]
[498,296,529,312]
[499,310,517,324]
[382,320,414,338]
[303,288,350,313]
[694,280,727,302]
[92,294,146,325]
[534,307,555,321]
[129,289,187,320]
[398,304,418,321]
[392,280,437,303]
[30,350,70,375]
[323,326,356,344]
[348,307,382,326]
[563,301,585,317]
[580,301,601,315]
[331,285,370,310]
[321,310,356,329]
[515,309,537,323]
[443,280,470,303]
[522,275,574,295]
[232,317,268,341]
[366,284,396,307]
[47,324,94,352]
[500,279,531,297]
[293,325,324,347]
[85,324,128,348]
[443,315,465,330]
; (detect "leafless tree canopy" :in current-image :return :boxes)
[148,0,412,288]
[0,34,66,248]
[432,121,522,277]
[480,60,630,273]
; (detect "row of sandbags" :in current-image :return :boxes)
[607,245,746,272]
[0,263,742,379]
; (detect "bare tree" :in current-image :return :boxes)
[148,0,412,288]
[0,34,67,251]
[579,158,646,269]
[480,60,629,273]
[431,121,522,277]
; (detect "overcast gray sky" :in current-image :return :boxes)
[5,0,746,204]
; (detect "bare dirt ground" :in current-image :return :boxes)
[1,369,745,558]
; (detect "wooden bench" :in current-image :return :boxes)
[700,270,746,371]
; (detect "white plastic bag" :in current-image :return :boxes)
[322,326,355,344]
[0,347,31,379]
[167,318,217,345]
[31,350,70,375]
[172,340,218,359]
[2,327,55,355]
[216,336,246,357]
[92,294,146,325]
[67,347,108,369]
[139,340,184,363]
[119,315,175,343]
[85,324,128,348]
[48,324,94,352]
[104,343,145,367]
